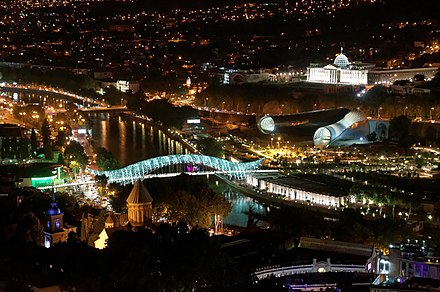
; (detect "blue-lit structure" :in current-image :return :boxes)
[91,154,264,184]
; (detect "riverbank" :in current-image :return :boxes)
[216,174,341,216]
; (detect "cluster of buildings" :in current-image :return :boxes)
[367,240,440,289]
[1,0,438,97]
[220,48,437,88]
[44,180,153,249]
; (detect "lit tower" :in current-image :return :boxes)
[126,180,153,227]
[43,192,66,248]
[185,76,191,88]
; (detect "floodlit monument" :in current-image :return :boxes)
[307,49,438,85]
[307,48,372,85]
[43,192,77,248]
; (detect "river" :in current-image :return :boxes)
[89,113,188,166]
[88,113,268,228]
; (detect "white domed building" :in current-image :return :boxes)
[307,49,372,85]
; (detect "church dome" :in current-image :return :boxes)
[334,53,349,68]
[47,202,61,215]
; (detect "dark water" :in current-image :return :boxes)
[209,176,268,228]
[89,113,268,227]
[89,113,188,166]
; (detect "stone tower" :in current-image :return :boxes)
[126,180,153,226]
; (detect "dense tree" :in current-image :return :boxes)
[197,137,224,158]
[57,152,65,165]
[41,118,53,160]
[55,128,68,149]
[140,99,197,128]
[348,182,419,218]
[154,175,231,228]
[102,85,129,105]
[95,147,120,170]
[389,115,412,148]
[18,137,30,159]
[64,140,88,171]
[30,128,38,157]
[110,175,231,228]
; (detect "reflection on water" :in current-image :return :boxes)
[89,113,188,166]
[210,177,269,228]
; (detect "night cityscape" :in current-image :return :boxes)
[0,0,440,291]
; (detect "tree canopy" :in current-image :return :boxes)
[197,137,224,158]
[110,174,231,228]
[95,147,120,171]
[64,140,88,170]
[389,115,413,148]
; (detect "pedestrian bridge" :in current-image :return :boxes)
[90,154,264,185]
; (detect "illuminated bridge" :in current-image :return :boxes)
[90,154,264,185]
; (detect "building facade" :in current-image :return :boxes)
[307,50,438,86]
[43,193,76,248]
[367,241,440,283]
[246,174,347,208]
[307,50,372,85]
[126,180,153,227]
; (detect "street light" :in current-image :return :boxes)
[19,112,26,123]
[430,107,434,120]
[378,107,382,119]
[404,106,408,116]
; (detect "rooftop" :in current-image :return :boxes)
[126,180,153,204]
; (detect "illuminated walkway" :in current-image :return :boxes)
[254,262,365,280]
[90,154,264,184]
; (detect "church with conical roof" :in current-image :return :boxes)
[79,180,154,249]
[126,179,153,227]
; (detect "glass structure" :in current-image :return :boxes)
[313,110,370,147]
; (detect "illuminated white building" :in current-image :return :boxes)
[307,49,438,86]
[116,80,140,94]
[246,174,347,208]
[307,49,372,85]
